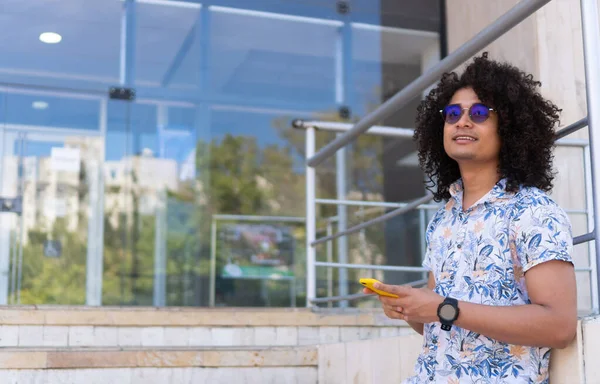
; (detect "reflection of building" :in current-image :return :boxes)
[104,152,179,227]
[12,137,180,242]
[6,136,103,242]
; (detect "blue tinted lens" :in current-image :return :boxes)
[443,105,462,123]
[469,103,491,123]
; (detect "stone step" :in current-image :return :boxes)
[0,324,409,348]
[0,306,410,349]
[0,306,395,327]
[0,346,318,384]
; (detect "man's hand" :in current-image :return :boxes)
[363,282,444,324]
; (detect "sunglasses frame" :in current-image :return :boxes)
[439,103,495,124]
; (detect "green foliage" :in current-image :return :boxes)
[19,219,87,304]
[15,110,387,308]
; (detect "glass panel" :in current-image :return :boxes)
[197,107,309,307]
[104,100,157,305]
[0,100,104,305]
[0,0,122,90]
[209,7,339,107]
[3,92,102,131]
[129,0,443,308]
[135,1,203,92]
[103,100,205,306]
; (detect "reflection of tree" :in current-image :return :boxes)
[18,159,91,305]
[195,135,306,306]
[197,134,305,216]
[96,134,307,307]
[16,111,388,307]
[101,169,157,306]
[20,218,87,304]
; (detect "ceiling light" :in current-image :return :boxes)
[32,101,49,110]
[39,32,62,44]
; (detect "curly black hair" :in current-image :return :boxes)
[414,52,561,202]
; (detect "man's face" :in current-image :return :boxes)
[443,87,501,166]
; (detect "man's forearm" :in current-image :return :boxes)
[407,320,423,335]
[454,301,575,349]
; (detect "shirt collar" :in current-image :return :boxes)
[449,177,512,211]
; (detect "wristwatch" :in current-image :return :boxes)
[437,297,460,331]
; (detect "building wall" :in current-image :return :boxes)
[446,0,595,311]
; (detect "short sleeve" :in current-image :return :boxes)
[422,249,433,271]
[511,197,574,272]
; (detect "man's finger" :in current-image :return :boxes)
[383,307,402,320]
[379,296,400,306]
[373,282,411,296]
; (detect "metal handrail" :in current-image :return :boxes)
[315,262,427,273]
[311,194,435,246]
[581,0,600,313]
[310,119,591,247]
[574,231,595,245]
[292,119,414,138]
[315,198,440,210]
[302,0,600,308]
[306,0,552,167]
[212,214,306,223]
[306,116,595,304]
[555,117,589,140]
[310,278,429,304]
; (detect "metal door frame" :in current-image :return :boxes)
[0,86,107,305]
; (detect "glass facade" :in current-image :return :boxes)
[0,0,442,307]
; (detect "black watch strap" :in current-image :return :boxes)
[437,297,459,331]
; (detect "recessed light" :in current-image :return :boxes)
[32,101,49,110]
[39,32,62,44]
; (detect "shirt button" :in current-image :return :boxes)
[429,376,434,381]
[457,244,462,249]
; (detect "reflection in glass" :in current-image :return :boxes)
[0,0,442,307]
[2,130,103,305]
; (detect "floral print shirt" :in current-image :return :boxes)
[404,178,573,384]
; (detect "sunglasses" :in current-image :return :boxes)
[440,103,495,124]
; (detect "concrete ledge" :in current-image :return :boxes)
[0,306,404,327]
[318,333,422,383]
[0,347,318,369]
[318,318,600,384]
[0,324,414,349]
[0,367,319,383]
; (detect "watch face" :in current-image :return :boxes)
[440,304,457,320]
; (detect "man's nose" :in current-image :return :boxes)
[456,110,472,127]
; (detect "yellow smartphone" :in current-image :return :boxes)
[359,278,398,298]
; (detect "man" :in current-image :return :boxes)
[365,53,577,383]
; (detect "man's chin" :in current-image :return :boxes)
[448,152,477,162]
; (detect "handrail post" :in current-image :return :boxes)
[584,145,599,312]
[306,126,317,307]
[336,135,349,308]
[581,0,600,313]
